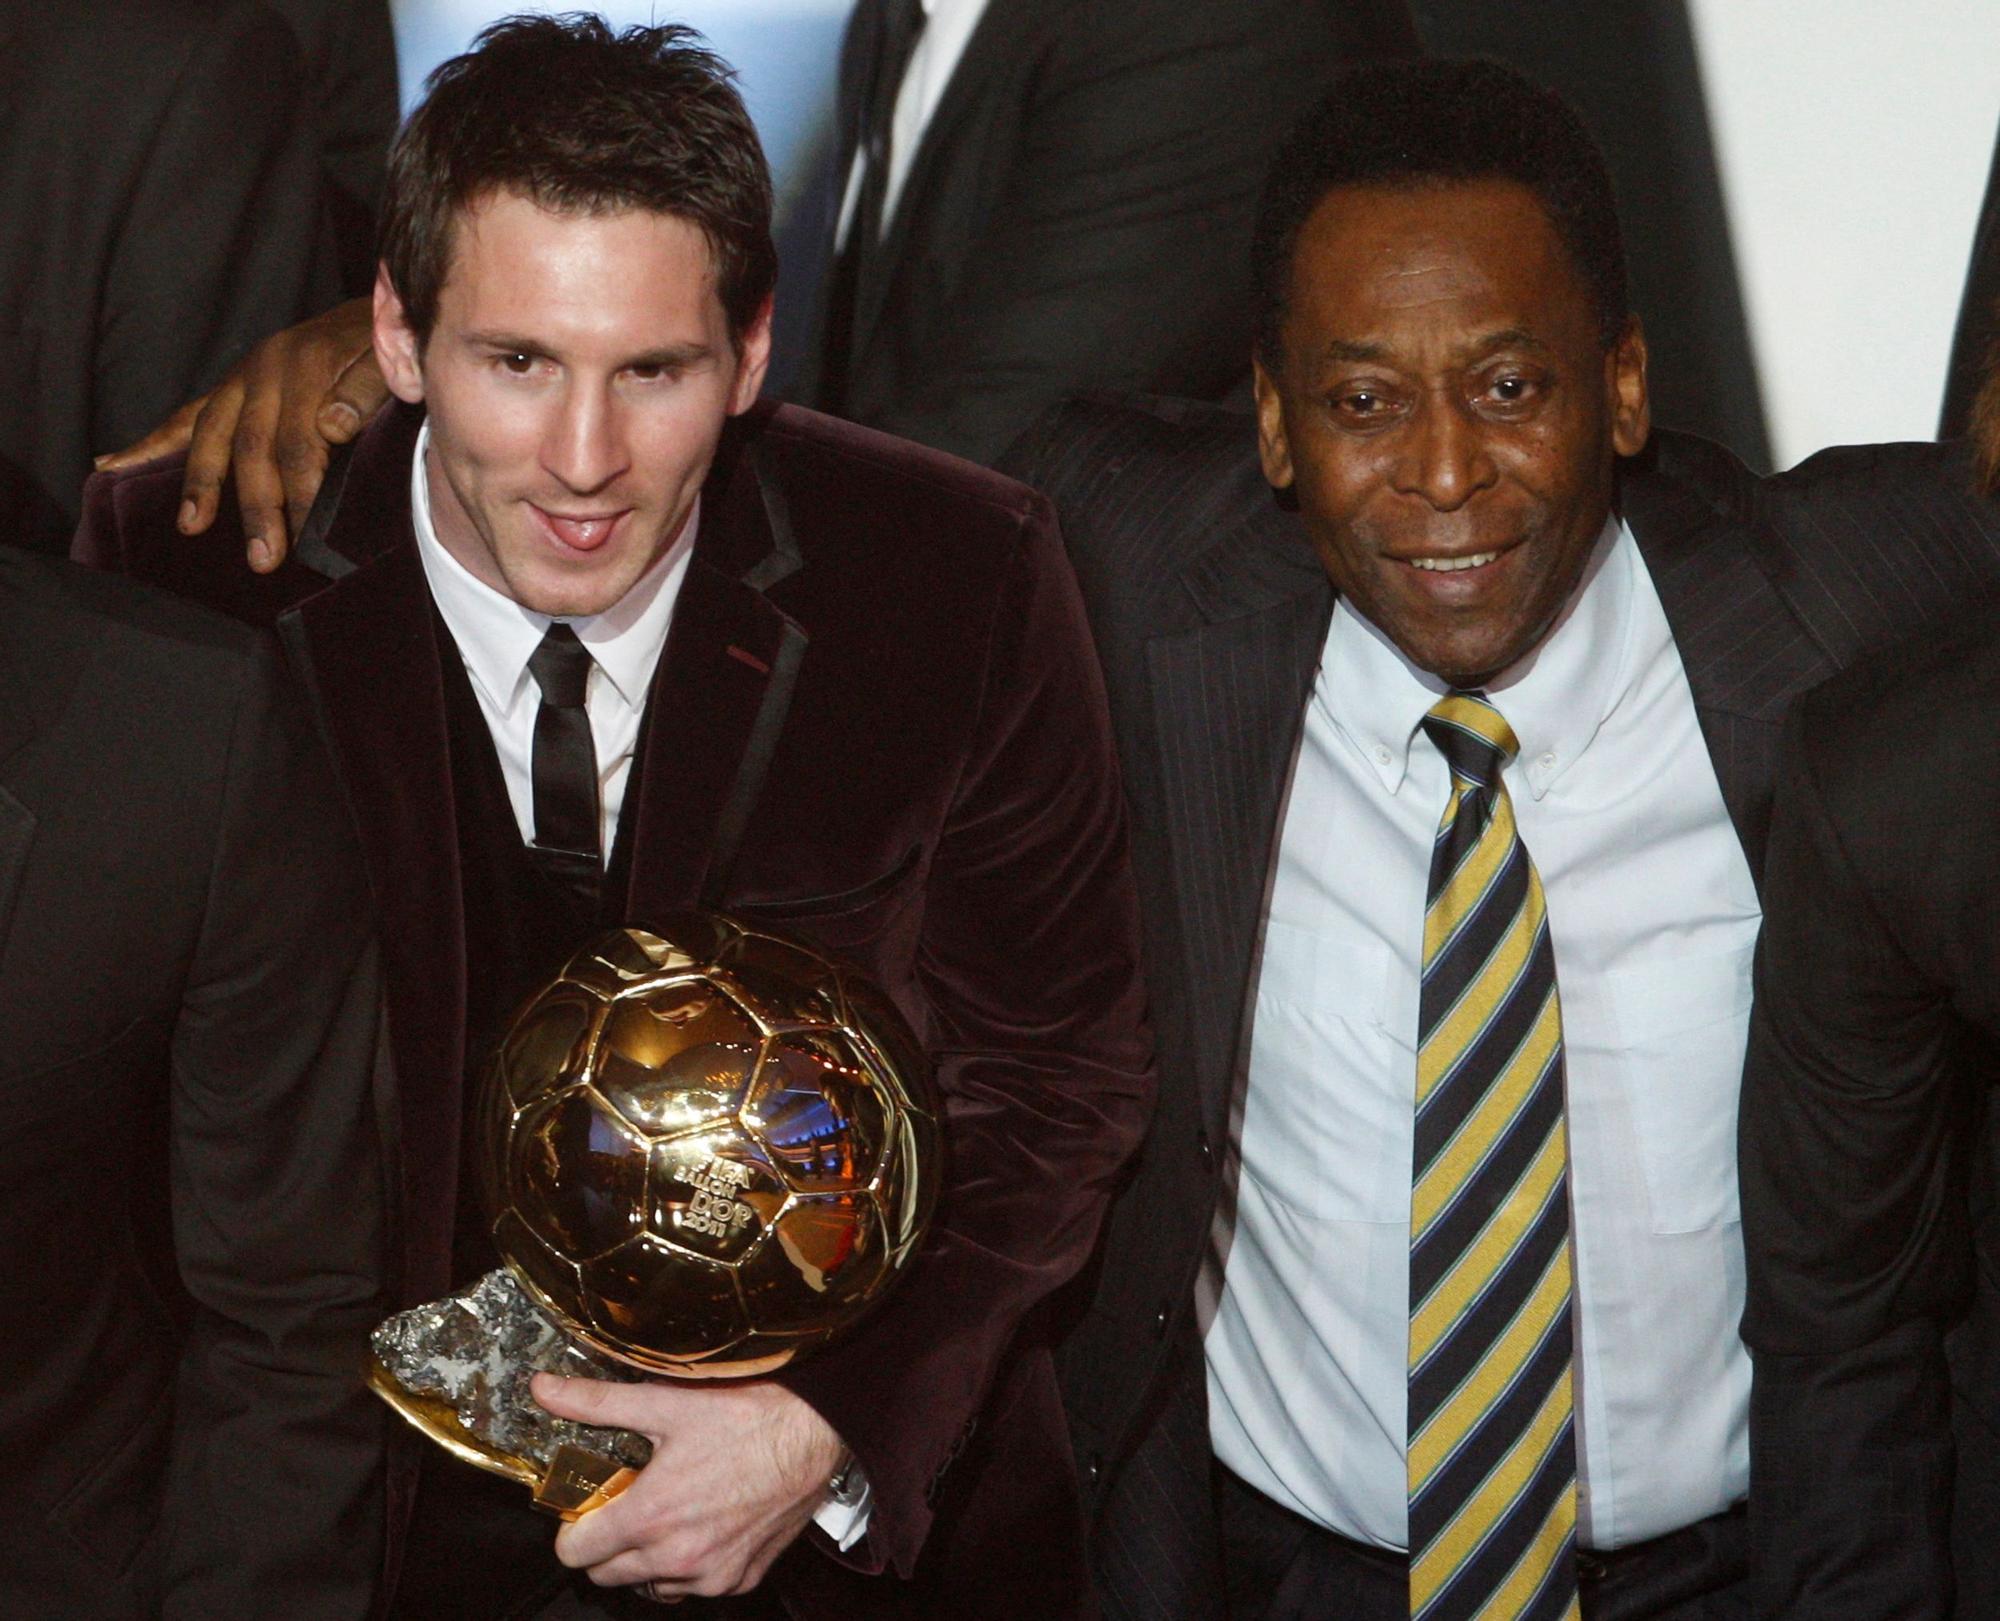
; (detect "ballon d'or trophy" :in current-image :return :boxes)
[368,916,942,1519]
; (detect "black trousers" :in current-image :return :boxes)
[1218,1469,1754,1621]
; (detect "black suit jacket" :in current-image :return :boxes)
[1738,438,2000,1620]
[0,548,387,1619]
[0,0,337,555]
[795,0,1419,466]
[1001,399,2000,1618]
[77,399,1156,1619]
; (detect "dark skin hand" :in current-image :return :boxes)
[96,296,390,570]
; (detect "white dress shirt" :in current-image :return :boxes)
[408,427,872,1549]
[1206,518,1761,1553]
[834,0,992,250]
[409,421,692,859]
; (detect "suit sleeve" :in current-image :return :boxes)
[161,638,390,1621]
[1740,701,1971,1620]
[92,1,337,461]
[775,501,1156,1577]
[867,0,1417,465]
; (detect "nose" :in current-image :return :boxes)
[542,382,629,495]
[1394,394,1497,511]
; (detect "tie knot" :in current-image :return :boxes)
[1421,690,1518,788]
[528,622,593,709]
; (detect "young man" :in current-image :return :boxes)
[1005,59,2000,1621]
[78,17,1151,1619]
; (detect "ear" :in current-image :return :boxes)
[1608,313,1651,458]
[726,297,775,417]
[374,264,427,406]
[1254,352,1295,492]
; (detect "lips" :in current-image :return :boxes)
[1408,549,1501,573]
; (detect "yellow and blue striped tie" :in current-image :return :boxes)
[1408,691,1579,1621]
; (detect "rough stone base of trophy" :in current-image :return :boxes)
[370,1268,650,1519]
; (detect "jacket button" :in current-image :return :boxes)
[1197,1129,1214,1167]
[1576,1551,1608,1583]
[1153,1304,1171,1336]
[1086,1456,1102,1486]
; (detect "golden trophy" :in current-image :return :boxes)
[369,915,941,1518]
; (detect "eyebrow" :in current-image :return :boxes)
[462,332,715,370]
[1309,327,1554,368]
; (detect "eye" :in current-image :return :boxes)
[1329,386,1399,425]
[624,362,680,385]
[1480,370,1546,411]
[498,351,536,376]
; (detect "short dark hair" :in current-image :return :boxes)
[1252,58,1629,362]
[379,13,776,347]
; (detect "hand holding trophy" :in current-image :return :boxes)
[370,914,941,1519]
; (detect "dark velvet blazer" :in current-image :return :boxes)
[794,0,1419,465]
[0,548,387,1620]
[1001,399,2000,1619]
[74,399,1154,1618]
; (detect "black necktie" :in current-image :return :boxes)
[526,623,600,861]
[821,0,929,409]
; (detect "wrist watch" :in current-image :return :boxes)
[824,1451,865,1509]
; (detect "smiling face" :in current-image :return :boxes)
[1255,179,1649,687]
[375,188,771,618]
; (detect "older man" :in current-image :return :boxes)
[1005,59,2000,1621]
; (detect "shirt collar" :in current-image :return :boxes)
[1321,513,1637,801]
[408,419,695,716]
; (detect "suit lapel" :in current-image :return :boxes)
[1623,438,1840,888]
[273,405,466,1297]
[619,416,809,922]
[1145,506,1332,1137]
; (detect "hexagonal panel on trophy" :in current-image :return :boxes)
[493,1205,588,1321]
[712,926,845,1032]
[592,980,762,1136]
[648,1136,788,1266]
[580,1234,749,1367]
[876,1105,942,1268]
[492,986,599,1108]
[506,1086,651,1262]
[745,1030,889,1193]
[736,1189,888,1335]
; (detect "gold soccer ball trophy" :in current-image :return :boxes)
[369,916,941,1518]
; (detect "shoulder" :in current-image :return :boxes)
[749,402,1051,535]
[1761,437,2000,551]
[1791,605,2000,808]
[0,545,272,743]
[1,544,263,671]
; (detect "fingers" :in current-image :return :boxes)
[226,343,294,572]
[531,1372,683,1437]
[178,377,249,537]
[317,345,391,445]
[95,393,207,474]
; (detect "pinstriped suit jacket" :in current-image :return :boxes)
[1001,398,2000,1619]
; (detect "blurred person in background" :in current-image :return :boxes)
[0,0,353,555]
